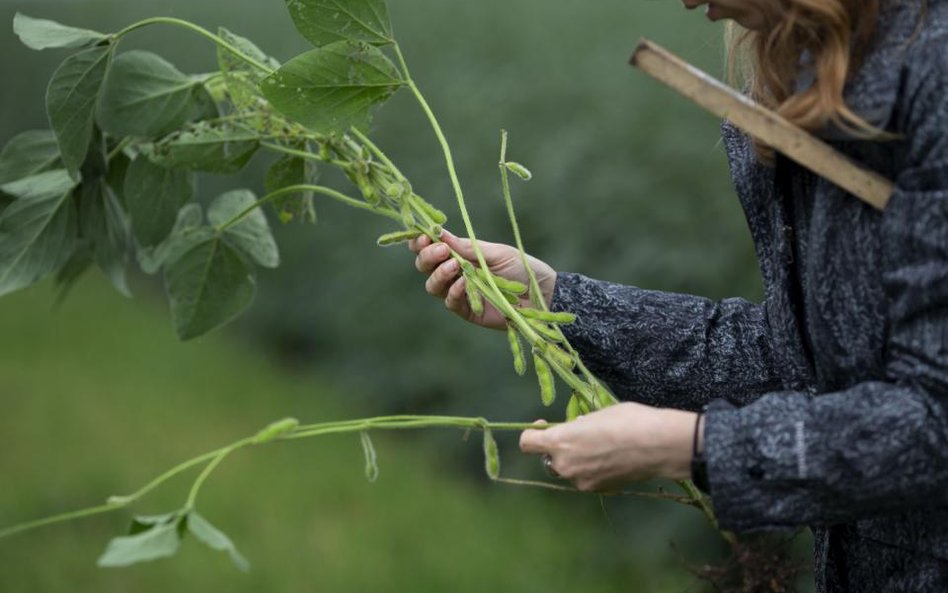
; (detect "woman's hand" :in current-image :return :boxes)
[409,230,557,330]
[519,403,699,492]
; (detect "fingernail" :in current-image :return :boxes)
[435,245,449,258]
[446,259,459,273]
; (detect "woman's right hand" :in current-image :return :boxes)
[409,230,557,330]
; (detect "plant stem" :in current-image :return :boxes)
[112,17,274,75]
[260,142,350,169]
[216,184,399,231]
[498,130,548,311]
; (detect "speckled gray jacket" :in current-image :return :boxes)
[550,1,948,591]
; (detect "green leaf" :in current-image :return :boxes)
[262,41,403,134]
[360,431,379,483]
[0,173,77,296]
[97,518,181,567]
[123,156,194,248]
[105,150,130,206]
[216,28,279,121]
[0,169,76,201]
[265,151,318,224]
[284,0,394,47]
[53,242,92,304]
[187,512,250,572]
[151,123,259,174]
[97,50,201,138]
[0,130,61,185]
[128,512,180,535]
[46,45,113,177]
[164,235,256,340]
[137,203,210,275]
[78,181,131,296]
[13,13,108,51]
[218,27,280,76]
[207,190,279,268]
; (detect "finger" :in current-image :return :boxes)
[445,277,471,317]
[519,426,551,455]
[415,243,450,274]
[408,234,432,255]
[424,259,461,298]
[441,230,489,263]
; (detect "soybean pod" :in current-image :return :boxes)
[482,427,500,480]
[251,417,299,444]
[518,308,577,324]
[377,230,423,247]
[465,278,484,316]
[506,325,526,376]
[525,318,565,343]
[533,355,556,407]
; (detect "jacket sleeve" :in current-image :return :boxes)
[704,48,948,531]
[551,273,791,412]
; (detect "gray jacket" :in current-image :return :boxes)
[550,1,948,591]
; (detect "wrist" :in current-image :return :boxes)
[662,409,700,480]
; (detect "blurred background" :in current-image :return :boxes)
[0,0,812,590]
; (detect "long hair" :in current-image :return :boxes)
[726,0,884,160]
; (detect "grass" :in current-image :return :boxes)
[0,277,708,592]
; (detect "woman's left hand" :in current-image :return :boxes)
[519,402,699,492]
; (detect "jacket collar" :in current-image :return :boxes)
[841,0,926,131]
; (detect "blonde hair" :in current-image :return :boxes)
[726,0,883,160]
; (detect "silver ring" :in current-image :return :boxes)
[542,454,560,479]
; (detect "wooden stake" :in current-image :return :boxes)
[630,39,893,211]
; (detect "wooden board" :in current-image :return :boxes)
[630,39,894,211]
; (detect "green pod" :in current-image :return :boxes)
[518,308,577,324]
[399,199,415,228]
[505,161,533,181]
[482,427,500,480]
[360,431,379,483]
[506,325,526,376]
[503,291,520,305]
[593,382,619,409]
[466,278,485,316]
[566,392,591,421]
[526,318,565,343]
[319,143,331,161]
[476,268,527,295]
[414,197,448,225]
[533,355,556,406]
[459,260,477,277]
[545,345,576,371]
[377,229,423,247]
[252,417,299,444]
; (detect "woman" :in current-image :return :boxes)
[411,0,947,590]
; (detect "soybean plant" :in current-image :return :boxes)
[0,0,726,574]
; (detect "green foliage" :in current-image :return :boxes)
[0,170,77,296]
[97,51,203,138]
[264,152,319,223]
[150,123,260,174]
[0,131,61,185]
[98,514,183,567]
[123,156,194,248]
[77,180,131,295]
[185,512,250,572]
[207,190,280,268]
[13,13,107,51]
[284,0,394,47]
[46,45,113,176]
[164,232,257,340]
[261,41,403,133]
